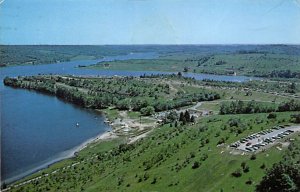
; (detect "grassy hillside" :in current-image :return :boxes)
[7,112,300,192]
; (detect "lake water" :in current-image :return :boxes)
[0,52,259,184]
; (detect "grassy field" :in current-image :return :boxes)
[7,111,300,192]
[88,51,300,78]
[194,53,300,76]
[88,59,188,72]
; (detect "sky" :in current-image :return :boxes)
[0,0,300,45]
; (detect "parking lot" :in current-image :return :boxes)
[230,125,300,152]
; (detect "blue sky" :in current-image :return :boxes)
[0,0,299,44]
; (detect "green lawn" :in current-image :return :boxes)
[101,108,119,121]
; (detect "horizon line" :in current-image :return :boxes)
[1,43,300,46]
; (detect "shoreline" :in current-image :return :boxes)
[4,104,141,186]
[3,91,166,188]
[5,108,156,189]
[3,128,117,186]
[71,128,118,153]
[83,67,260,82]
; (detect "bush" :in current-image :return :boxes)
[228,118,241,127]
[217,138,225,145]
[267,112,277,119]
[143,172,149,181]
[290,114,300,123]
[250,154,256,160]
[151,177,157,184]
[190,152,195,158]
[140,106,155,116]
[246,178,253,185]
[241,162,246,169]
[201,154,208,161]
[232,169,242,177]
[192,161,200,169]
[243,165,250,173]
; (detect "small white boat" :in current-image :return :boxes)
[76,122,79,127]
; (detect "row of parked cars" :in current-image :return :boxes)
[245,129,294,152]
[230,132,263,148]
[230,142,241,148]
[266,129,294,141]
[230,125,294,152]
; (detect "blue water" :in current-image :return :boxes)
[1,52,257,82]
[0,52,259,184]
[1,88,110,183]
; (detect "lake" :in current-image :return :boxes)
[0,52,259,184]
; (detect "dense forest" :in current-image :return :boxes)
[3,75,220,113]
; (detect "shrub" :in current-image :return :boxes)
[290,114,300,123]
[201,154,208,161]
[151,177,157,184]
[250,154,256,160]
[140,106,155,116]
[232,169,242,177]
[217,138,226,145]
[267,112,277,119]
[192,161,200,169]
[190,152,195,158]
[245,178,252,185]
[241,162,246,169]
[143,172,149,181]
[137,176,142,183]
[243,165,250,173]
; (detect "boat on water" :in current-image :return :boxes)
[76,122,79,127]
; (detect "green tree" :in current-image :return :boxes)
[290,114,300,123]
[140,106,155,116]
[190,115,195,122]
[256,163,300,192]
[267,112,277,119]
[184,110,191,122]
[116,99,130,110]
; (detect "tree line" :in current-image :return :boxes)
[220,100,300,115]
[4,76,220,115]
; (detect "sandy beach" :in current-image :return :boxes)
[74,130,118,152]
